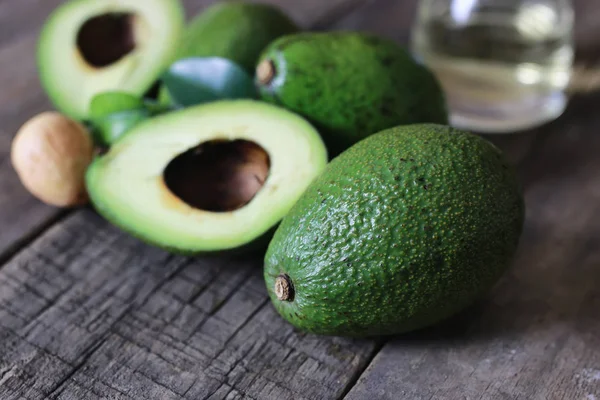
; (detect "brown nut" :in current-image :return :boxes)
[11,111,95,207]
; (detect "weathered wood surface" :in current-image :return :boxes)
[0,0,66,262]
[345,93,600,400]
[336,0,600,399]
[0,0,379,399]
[0,210,376,399]
[1,0,600,399]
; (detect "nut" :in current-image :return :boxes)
[11,111,95,207]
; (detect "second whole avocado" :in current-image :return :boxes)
[256,32,449,156]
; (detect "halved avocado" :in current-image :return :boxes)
[37,0,185,120]
[85,100,328,254]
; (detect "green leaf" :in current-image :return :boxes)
[161,57,257,107]
[89,91,145,119]
[91,109,150,147]
[87,91,171,147]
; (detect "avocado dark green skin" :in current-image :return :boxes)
[158,1,300,104]
[264,124,525,337]
[256,32,449,157]
[179,2,299,72]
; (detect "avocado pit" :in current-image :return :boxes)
[163,139,271,213]
[76,12,137,68]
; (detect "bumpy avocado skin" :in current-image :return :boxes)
[256,32,449,157]
[158,1,299,103]
[178,2,299,72]
[264,124,525,337]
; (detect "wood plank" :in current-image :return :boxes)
[0,209,376,400]
[0,31,67,261]
[345,93,600,400]
[0,0,64,48]
[336,0,600,398]
[4,1,598,399]
[0,1,377,399]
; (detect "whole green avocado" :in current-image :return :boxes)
[255,32,449,156]
[159,1,299,104]
[264,124,525,337]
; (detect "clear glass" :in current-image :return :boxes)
[411,0,575,133]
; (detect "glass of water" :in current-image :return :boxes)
[411,0,575,133]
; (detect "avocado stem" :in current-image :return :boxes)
[275,274,294,301]
[257,60,276,86]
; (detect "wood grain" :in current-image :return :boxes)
[344,92,600,400]
[0,0,64,48]
[337,0,600,398]
[0,210,375,399]
[0,31,66,262]
[0,1,377,399]
[2,0,600,399]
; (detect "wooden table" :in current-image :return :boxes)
[1,0,599,399]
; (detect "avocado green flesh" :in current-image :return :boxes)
[256,32,449,157]
[264,124,525,337]
[86,100,328,254]
[37,0,185,120]
[157,1,299,104]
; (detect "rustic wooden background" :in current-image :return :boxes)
[0,0,599,399]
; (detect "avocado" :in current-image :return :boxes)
[264,124,525,337]
[37,0,185,120]
[158,1,299,105]
[255,32,449,157]
[85,99,328,255]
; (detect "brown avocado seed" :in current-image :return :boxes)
[11,111,95,207]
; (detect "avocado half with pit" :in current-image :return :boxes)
[37,0,185,120]
[85,100,328,254]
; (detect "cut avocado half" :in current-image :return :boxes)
[37,0,185,120]
[85,100,328,254]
